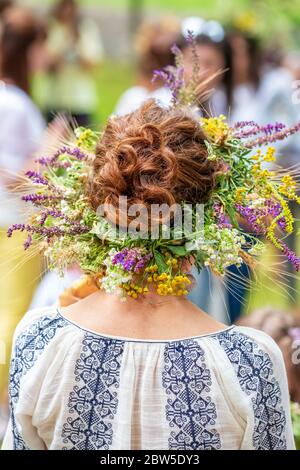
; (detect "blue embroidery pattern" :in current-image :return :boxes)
[216,330,287,450]
[62,334,124,450]
[9,313,67,450]
[162,340,221,450]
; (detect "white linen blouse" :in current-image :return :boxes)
[2,306,295,450]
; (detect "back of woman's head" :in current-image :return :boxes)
[0,6,39,93]
[90,99,222,219]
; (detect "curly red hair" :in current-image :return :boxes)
[89,100,222,223]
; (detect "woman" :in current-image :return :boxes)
[0,6,44,420]
[114,17,178,116]
[43,0,103,125]
[179,33,233,117]
[2,99,295,450]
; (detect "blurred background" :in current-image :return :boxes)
[1,0,300,447]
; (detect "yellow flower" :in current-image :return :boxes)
[157,273,170,281]
[200,115,230,144]
[263,146,276,162]
[279,175,300,204]
[76,128,93,148]
[266,184,295,248]
[260,169,274,178]
[252,163,261,175]
[251,149,262,161]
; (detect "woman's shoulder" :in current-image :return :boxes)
[12,306,69,348]
[210,324,285,371]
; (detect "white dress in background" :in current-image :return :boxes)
[0,83,45,226]
[2,306,295,450]
[114,86,172,116]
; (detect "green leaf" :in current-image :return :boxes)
[165,245,187,256]
[153,250,168,273]
[226,205,239,229]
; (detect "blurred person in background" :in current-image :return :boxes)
[43,0,104,126]
[283,51,300,83]
[0,5,45,435]
[114,17,179,115]
[283,51,300,121]
[228,29,298,126]
[227,29,261,123]
[178,26,233,117]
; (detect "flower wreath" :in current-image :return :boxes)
[8,34,300,300]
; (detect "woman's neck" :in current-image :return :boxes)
[60,289,227,341]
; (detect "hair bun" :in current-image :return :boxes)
[89,100,220,226]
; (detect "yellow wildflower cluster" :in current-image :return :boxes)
[263,147,276,162]
[200,115,230,144]
[156,273,191,296]
[252,147,276,163]
[266,187,295,248]
[251,160,274,179]
[279,175,300,204]
[76,128,94,148]
[251,149,262,161]
[144,262,191,296]
[123,282,149,299]
[235,187,246,203]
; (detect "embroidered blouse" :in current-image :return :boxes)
[2,306,295,450]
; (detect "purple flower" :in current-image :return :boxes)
[213,203,232,228]
[235,204,266,234]
[36,156,72,168]
[25,170,49,186]
[234,121,259,129]
[35,146,87,167]
[279,241,300,271]
[112,248,152,272]
[37,209,87,231]
[22,194,59,203]
[236,199,287,234]
[153,66,184,104]
[233,121,286,139]
[24,235,32,250]
[245,122,300,147]
[7,224,25,237]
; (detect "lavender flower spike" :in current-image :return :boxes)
[245,122,300,147]
[25,170,49,186]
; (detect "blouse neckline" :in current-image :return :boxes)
[56,307,235,344]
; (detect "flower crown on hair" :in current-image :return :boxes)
[8,34,300,300]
